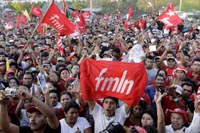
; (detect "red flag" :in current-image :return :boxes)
[56,34,65,56]
[82,11,91,18]
[16,15,21,28]
[157,3,183,28]
[76,12,86,33]
[39,2,75,35]
[80,59,147,106]
[30,4,43,18]
[20,13,27,25]
[138,18,146,30]
[62,0,67,15]
[124,7,133,30]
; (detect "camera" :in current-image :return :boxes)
[5,88,16,96]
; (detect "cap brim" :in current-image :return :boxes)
[26,106,41,113]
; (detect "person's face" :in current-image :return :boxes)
[103,98,117,117]
[155,76,164,87]
[60,94,72,108]
[71,65,79,75]
[182,85,192,98]
[60,70,69,80]
[64,108,79,125]
[28,112,46,131]
[167,59,176,68]
[0,64,6,72]
[158,70,166,79]
[23,74,33,86]
[132,105,143,118]
[9,79,18,88]
[49,93,58,107]
[9,46,17,54]
[145,58,153,69]
[191,61,200,73]
[170,113,184,130]
[0,55,5,60]
[47,82,56,90]
[175,70,185,79]
[141,113,154,127]
[25,59,33,67]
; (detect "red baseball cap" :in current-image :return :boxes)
[6,69,15,74]
[26,106,41,113]
[169,108,188,122]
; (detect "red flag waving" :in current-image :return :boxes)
[56,34,65,56]
[71,9,79,17]
[80,59,147,106]
[157,3,183,28]
[124,7,133,30]
[16,15,21,28]
[30,4,43,18]
[40,2,75,35]
[20,14,27,25]
[76,12,86,33]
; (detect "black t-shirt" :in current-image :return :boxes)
[19,124,61,133]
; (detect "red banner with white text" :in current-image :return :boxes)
[80,59,147,106]
[40,2,75,35]
[30,4,42,18]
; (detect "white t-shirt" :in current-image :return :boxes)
[59,117,91,133]
[165,112,200,133]
[90,103,129,133]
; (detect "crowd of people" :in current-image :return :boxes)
[0,4,200,133]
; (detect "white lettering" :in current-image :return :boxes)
[49,15,65,31]
[95,68,134,95]
[160,17,173,27]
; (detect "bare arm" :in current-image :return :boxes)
[18,88,59,129]
[154,90,166,133]
[0,92,19,133]
[87,100,95,111]
[15,99,24,119]
[84,127,92,133]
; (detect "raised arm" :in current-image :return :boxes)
[17,87,59,129]
[0,91,19,133]
[154,90,166,133]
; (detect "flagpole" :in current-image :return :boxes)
[25,0,53,47]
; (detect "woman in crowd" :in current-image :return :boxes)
[59,101,92,133]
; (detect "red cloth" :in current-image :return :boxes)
[30,4,42,18]
[157,3,183,28]
[80,58,147,106]
[39,1,75,35]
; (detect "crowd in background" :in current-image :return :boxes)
[0,7,200,133]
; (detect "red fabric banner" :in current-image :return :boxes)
[16,15,21,28]
[157,3,183,28]
[124,7,133,30]
[76,12,86,33]
[80,59,147,106]
[40,2,75,35]
[56,34,65,56]
[82,11,91,18]
[30,4,42,18]
[20,14,27,25]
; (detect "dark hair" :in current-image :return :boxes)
[155,74,165,80]
[60,91,72,100]
[103,96,118,106]
[49,89,58,95]
[64,101,80,113]
[23,72,34,78]
[8,77,19,86]
[191,58,200,64]
[141,109,157,127]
